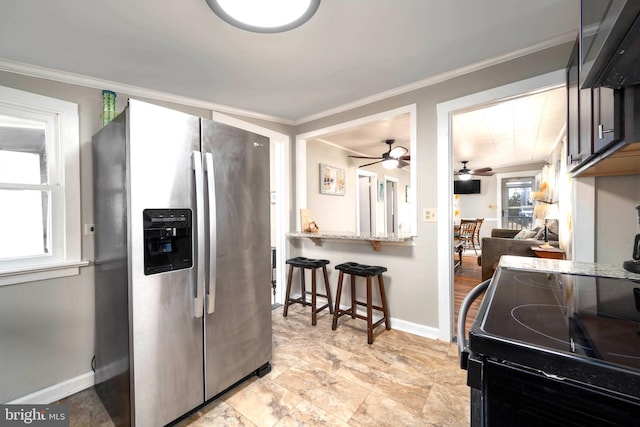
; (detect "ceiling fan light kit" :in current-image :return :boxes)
[349,139,410,169]
[206,0,321,33]
[382,159,399,169]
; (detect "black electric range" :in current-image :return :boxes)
[462,262,640,426]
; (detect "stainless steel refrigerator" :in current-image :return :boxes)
[93,99,272,427]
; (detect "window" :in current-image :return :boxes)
[502,177,534,229]
[0,85,83,285]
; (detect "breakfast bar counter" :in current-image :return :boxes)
[287,231,414,251]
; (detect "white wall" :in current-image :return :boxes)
[304,140,411,233]
[305,140,356,231]
[457,175,498,241]
[595,175,640,265]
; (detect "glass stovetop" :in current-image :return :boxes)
[474,266,640,372]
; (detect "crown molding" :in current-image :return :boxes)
[0,30,576,128]
[0,58,295,126]
[294,30,577,126]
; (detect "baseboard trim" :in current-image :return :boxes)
[390,317,440,340]
[333,302,441,341]
[7,371,94,404]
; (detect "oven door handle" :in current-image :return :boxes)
[458,279,491,370]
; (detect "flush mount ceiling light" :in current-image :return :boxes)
[206,0,320,33]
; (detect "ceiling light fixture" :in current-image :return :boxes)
[206,0,321,33]
[382,159,399,169]
[459,172,471,181]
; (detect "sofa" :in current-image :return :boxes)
[479,226,559,281]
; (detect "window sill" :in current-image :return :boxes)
[0,260,90,287]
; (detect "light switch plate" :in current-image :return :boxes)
[423,208,437,222]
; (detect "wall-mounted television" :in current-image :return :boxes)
[454,179,481,194]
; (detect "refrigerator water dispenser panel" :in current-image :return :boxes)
[143,209,193,275]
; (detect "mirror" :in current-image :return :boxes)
[296,105,417,236]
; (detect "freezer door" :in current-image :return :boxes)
[127,100,204,427]
[201,119,272,399]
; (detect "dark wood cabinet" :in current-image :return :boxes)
[592,87,623,152]
[566,40,583,170]
[567,39,595,170]
[566,38,628,175]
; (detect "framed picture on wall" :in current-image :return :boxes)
[378,181,384,201]
[319,163,345,195]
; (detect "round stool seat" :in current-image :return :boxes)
[335,262,387,277]
[286,257,330,269]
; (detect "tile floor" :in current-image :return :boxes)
[62,305,470,426]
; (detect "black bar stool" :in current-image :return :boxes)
[331,262,390,344]
[283,257,333,326]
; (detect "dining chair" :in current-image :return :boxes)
[474,218,484,250]
[458,219,477,255]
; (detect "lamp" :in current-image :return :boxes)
[539,203,559,249]
[206,0,321,33]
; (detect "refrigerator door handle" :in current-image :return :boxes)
[204,152,217,314]
[192,151,205,318]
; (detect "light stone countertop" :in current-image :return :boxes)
[287,231,414,251]
[499,255,640,281]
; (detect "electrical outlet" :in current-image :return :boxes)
[423,208,437,222]
[84,224,95,235]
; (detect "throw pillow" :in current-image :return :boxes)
[514,229,537,240]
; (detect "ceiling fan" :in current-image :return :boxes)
[349,139,410,169]
[454,160,494,180]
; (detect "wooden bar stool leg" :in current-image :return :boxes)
[378,274,391,330]
[300,268,306,305]
[332,271,344,330]
[366,276,373,344]
[283,264,294,317]
[311,267,318,326]
[350,274,356,319]
[322,266,334,314]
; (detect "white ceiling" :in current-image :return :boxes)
[452,86,567,172]
[0,0,578,124]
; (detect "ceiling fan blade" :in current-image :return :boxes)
[397,159,409,168]
[471,171,494,176]
[399,155,410,161]
[471,167,492,173]
[359,159,384,168]
[348,155,382,159]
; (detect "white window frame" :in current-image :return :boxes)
[0,85,85,286]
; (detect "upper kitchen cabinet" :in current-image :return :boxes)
[565,1,640,177]
[591,86,622,153]
[567,39,592,171]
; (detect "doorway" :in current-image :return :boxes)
[436,70,566,341]
[501,176,535,229]
[357,170,377,234]
[384,176,399,233]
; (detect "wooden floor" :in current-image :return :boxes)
[453,252,484,341]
